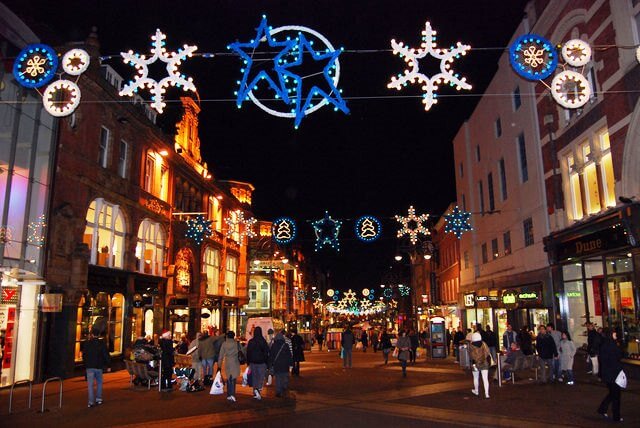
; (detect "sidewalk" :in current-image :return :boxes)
[0,349,637,427]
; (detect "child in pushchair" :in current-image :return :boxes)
[174,367,204,392]
[132,344,160,386]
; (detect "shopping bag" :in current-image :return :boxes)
[209,371,224,395]
[392,347,399,358]
[242,367,249,387]
[416,347,425,358]
[340,348,345,359]
[615,370,627,389]
[266,374,273,386]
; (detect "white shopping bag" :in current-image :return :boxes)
[615,370,627,389]
[209,371,224,395]
[266,374,273,386]
[242,366,250,387]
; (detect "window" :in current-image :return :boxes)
[464,251,469,269]
[598,129,616,207]
[481,243,488,264]
[517,133,528,182]
[513,86,521,110]
[523,217,534,247]
[503,231,511,255]
[487,172,495,211]
[459,162,464,178]
[204,247,221,295]
[208,196,223,232]
[499,158,508,200]
[118,140,128,178]
[248,280,257,309]
[98,127,110,168]
[83,198,126,268]
[228,210,240,243]
[144,155,154,193]
[260,281,270,309]
[478,181,485,213]
[476,145,481,162]
[225,256,238,296]
[491,238,499,260]
[582,141,601,214]
[135,219,165,276]
[495,117,502,138]
[74,292,125,361]
[567,154,584,219]
[159,165,169,201]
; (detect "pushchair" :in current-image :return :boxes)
[174,367,204,392]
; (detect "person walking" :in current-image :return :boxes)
[502,324,517,352]
[341,326,355,368]
[559,330,576,385]
[453,326,465,362]
[409,329,419,364]
[82,328,110,407]
[380,329,393,364]
[189,332,203,382]
[396,330,411,377]
[371,329,379,353]
[246,326,270,400]
[159,329,175,391]
[218,331,241,402]
[291,329,305,376]
[535,325,558,384]
[198,332,215,380]
[587,322,602,376]
[269,330,294,398]
[597,328,624,422]
[485,325,497,367]
[518,326,534,356]
[213,329,226,373]
[316,329,324,351]
[360,330,369,352]
[546,323,562,382]
[468,332,491,399]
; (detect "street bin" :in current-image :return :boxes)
[459,344,471,369]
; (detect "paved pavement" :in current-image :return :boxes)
[1,348,638,427]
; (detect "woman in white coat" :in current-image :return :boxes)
[559,330,576,385]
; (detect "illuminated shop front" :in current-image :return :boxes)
[545,204,640,363]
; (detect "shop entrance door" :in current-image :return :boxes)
[607,274,635,346]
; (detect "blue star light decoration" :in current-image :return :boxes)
[229,16,349,127]
[388,21,471,111]
[312,211,342,251]
[185,215,212,244]
[119,29,198,113]
[228,16,294,107]
[280,33,350,128]
[444,206,473,239]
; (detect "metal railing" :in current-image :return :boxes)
[39,377,63,413]
[8,379,33,414]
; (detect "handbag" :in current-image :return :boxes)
[237,342,246,365]
[615,370,627,389]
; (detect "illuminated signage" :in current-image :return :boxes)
[566,291,582,298]
[475,295,488,302]
[502,293,517,305]
[518,292,539,300]
[464,293,475,307]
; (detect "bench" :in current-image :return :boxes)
[499,354,538,385]
[124,360,158,390]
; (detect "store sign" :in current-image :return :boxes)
[464,293,475,307]
[566,291,582,298]
[518,292,538,300]
[488,296,500,302]
[555,224,629,262]
[502,292,517,305]
[40,293,63,312]
[475,295,488,302]
[1,287,19,304]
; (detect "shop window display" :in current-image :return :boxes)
[135,219,165,276]
[204,247,221,295]
[84,199,126,269]
[74,292,125,362]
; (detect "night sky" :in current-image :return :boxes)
[8,0,528,290]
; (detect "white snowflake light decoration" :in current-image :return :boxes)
[388,21,471,111]
[561,39,591,67]
[42,80,81,117]
[119,29,198,113]
[551,70,591,109]
[225,210,257,242]
[395,205,430,245]
[62,48,90,76]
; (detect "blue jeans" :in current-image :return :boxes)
[552,358,560,380]
[342,349,352,368]
[564,369,574,382]
[86,368,103,405]
[201,358,214,377]
[227,375,236,397]
[400,359,407,376]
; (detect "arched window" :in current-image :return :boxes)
[225,255,238,296]
[248,280,257,308]
[136,219,166,276]
[260,280,270,309]
[203,247,221,295]
[84,198,126,268]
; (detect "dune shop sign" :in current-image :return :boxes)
[554,224,629,262]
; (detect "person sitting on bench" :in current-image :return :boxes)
[502,342,523,380]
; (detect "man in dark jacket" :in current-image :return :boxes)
[535,326,558,383]
[587,322,602,375]
[380,329,393,364]
[290,329,305,376]
[409,330,419,363]
[597,329,624,422]
[82,328,110,407]
[268,331,294,397]
[246,326,270,400]
[159,329,175,391]
[341,327,355,368]
[453,327,465,362]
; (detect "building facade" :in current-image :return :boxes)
[42,33,253,378]
[452,15,552,344]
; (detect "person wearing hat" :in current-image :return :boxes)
[159,329,174,391]
[468,331,491,399]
